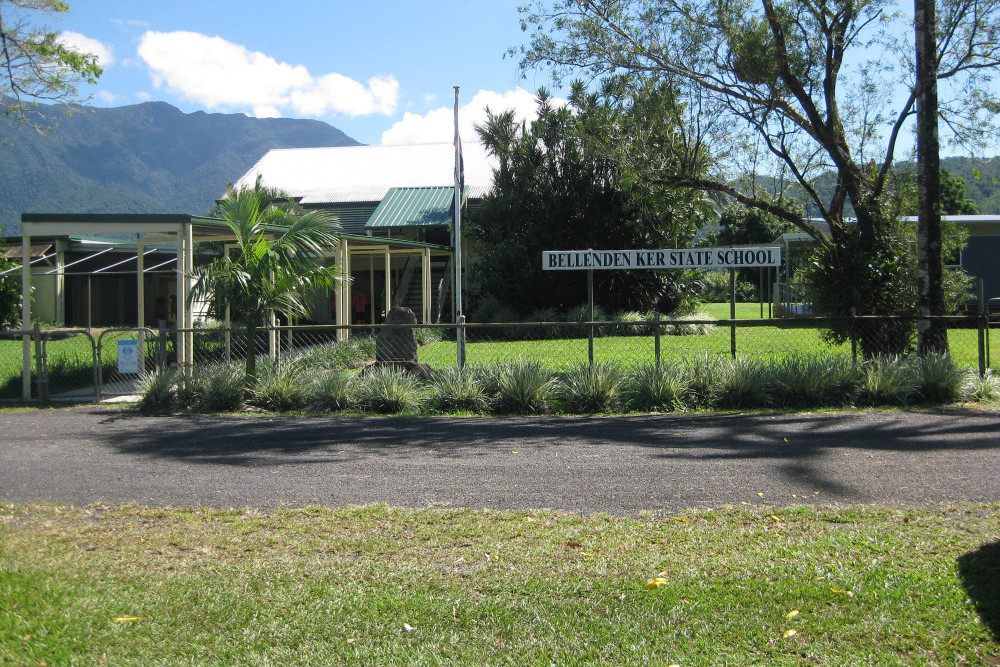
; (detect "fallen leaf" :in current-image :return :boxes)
[567,540,582,548]
[783,437,789,443]
[644,577,668,590]
[511,451,521,454]
[580,551,594,558]
[757,492,764,497]
[112,617,139,623]
[783,629,798,638]
[786,609,800,619]
[829,588,855,598]
[403,623,414,632]
[672,516,690,523]
[740,501,752,506]
[346,638,357,644]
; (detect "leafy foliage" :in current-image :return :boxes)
[470,90,709,317]
[0,248,19,329]
[0,0,102,132]
[188,186,342,382]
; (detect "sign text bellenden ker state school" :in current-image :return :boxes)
[542,247,782,271]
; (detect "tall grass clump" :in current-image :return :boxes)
[684,355,730,407]
[136,369,177,412]
[558,362,624,413]
[624,362,689,412]
[176,362,245,412]
[915,352,969,403]
[310,371,358,412]
[661,312,716,336]
[714,357,776,409]
[358,365,423,414]
[250,361,312,412]
[288,335,375,371]
[429,366,490,413]
[773,355,858,408]
[415,327,443,346]
[494,358,557,414]
[855,355,919,406]
[966,369,1000,402]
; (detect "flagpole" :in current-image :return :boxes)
[453,85,463,321]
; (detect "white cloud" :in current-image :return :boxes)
[380,88,560,145]
[94,90,118,104]
[136,31,399,119]
[58,31,114,66]
[136,91,152,101]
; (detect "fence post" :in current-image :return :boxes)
[850,307,858,363]
[978,280,987,377]
[157,321,167,372]
[588,268,595,366]
[33,323,47,402]
[729,268,736,360]
[457,315,466,369]
[654,311,661,369]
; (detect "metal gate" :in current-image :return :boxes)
[97,328,162,399]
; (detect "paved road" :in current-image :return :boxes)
[1,406,999,515]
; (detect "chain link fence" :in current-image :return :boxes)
[2,313,995,402]
[182,313,996,376]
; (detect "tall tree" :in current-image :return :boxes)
[0,0,102,132]
[188,187,342,384]
[915,0,946,354]
[517,0,1000,350]
[471,89,712,316]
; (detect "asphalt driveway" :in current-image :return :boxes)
[1,406,998,515]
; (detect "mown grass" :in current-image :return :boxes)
[420,326,989,371]
[1,503,997,666]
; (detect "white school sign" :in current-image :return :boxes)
[542,246,781,271]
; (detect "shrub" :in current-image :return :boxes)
[250,362,311,412]
[358,365,423,414]
[915,352,969,403]
[624,362,689,412]
[310,371,358,412]
[429,366,490,413]
[494,358,557,414]
[855,356,919,406]
[136,370,177,412]
[558,362,624,413]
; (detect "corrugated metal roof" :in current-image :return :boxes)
[366,186,466,229]
[233,142,496,205]
[310,203,378,235]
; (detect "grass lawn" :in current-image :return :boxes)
[420,325,990,371]
[1,503,997,665]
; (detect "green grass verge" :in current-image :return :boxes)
[2,503,997,665]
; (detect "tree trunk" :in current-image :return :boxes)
[915,0,949,355]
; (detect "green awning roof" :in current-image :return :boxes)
[365,186,467,230]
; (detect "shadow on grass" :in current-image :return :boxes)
[958,541,1000,642]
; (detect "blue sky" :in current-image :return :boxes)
[52,0,557,145]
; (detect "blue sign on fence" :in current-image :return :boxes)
[117,339,139,374]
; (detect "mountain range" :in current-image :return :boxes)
[0,100,359,236]
[1,100,998,239]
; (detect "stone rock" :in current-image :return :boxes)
[376,306,419,363]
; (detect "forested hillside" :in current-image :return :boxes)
[0,101,359,235]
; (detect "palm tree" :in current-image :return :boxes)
[189,186,342,383]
